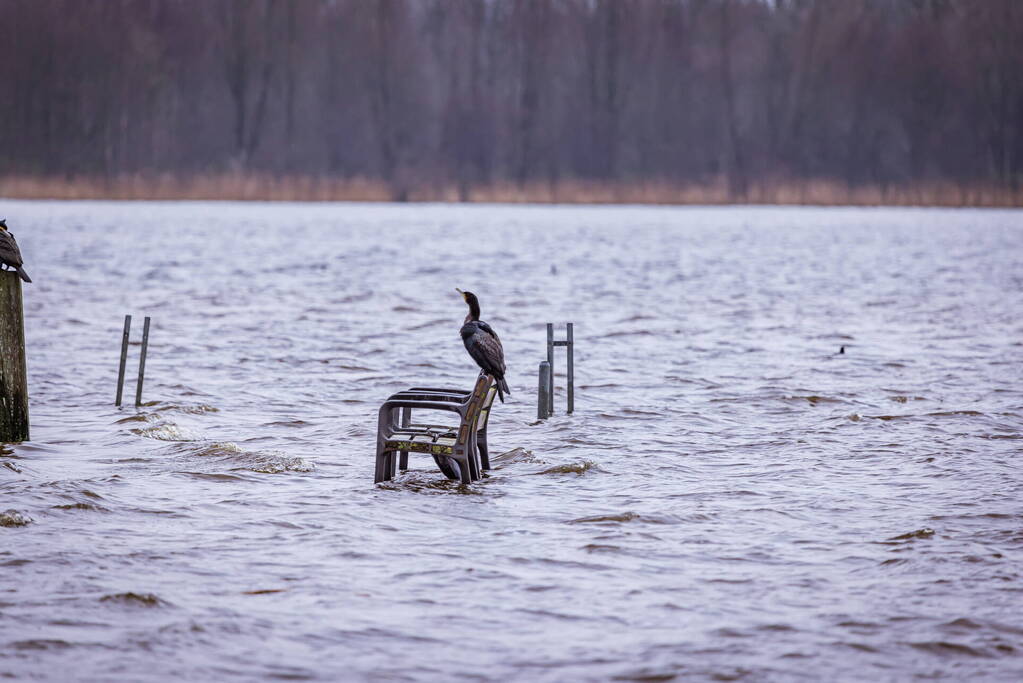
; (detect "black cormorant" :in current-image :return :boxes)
[0,219,31,283]
[456,288,510,402]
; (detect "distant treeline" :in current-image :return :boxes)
[1,0,1021,204]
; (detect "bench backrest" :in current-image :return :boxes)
[457,373,494,447]
[476,385,498,433]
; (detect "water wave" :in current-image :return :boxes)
[4,201,1022,682]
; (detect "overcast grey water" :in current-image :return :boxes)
[1,201,1022,681]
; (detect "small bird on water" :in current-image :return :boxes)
[0,219,31,283]
[456,288,510,402]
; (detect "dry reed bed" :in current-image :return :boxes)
[1,175,1020,207]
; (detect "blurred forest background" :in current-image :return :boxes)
[1,0,1021,205]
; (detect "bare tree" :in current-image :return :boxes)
[0,0,1020,200]
[216,0,278,167]
[719,0,748,197]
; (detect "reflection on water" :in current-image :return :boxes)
[2,201,1022,680]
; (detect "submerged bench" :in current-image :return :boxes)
[375,373,497,485]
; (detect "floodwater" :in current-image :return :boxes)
[1,200,1022,681]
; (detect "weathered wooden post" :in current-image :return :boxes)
[537,361,551,420]
[0,271,29,441]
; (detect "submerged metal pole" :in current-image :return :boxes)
[115,315,132,407]
[566,322,574,414]
[546,323,554,416]
[537,361,551,421]
[134,316,151,407]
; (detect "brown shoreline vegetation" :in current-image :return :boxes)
[2,175,1020,208]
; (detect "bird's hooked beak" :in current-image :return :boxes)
[455,287,466,301]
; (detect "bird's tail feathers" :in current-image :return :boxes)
[497,377,510,403]
[16,267,31,283]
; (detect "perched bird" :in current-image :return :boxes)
[0,219,31,283]
[456,288,510,402]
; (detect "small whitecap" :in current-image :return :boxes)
[249,453,316,474]
[0,509,33,527]
[534,461,602,475]
[131,422,200,442]
[193,442,244,457]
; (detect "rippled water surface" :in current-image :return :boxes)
[2,201,1022,681]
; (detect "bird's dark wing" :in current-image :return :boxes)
[474,321,506,373]
[475,320,500,343]
[466,329,506,378]
[0,231,23,268]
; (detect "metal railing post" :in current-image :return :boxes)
[546,323,554,416]
[115,315,132,407]
[566,322,574,414]
[134,316,151,407]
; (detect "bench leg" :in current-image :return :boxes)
[458,454,473,485]
[463,447,481,482]
[478,432,490,471]
[399,409,411,472]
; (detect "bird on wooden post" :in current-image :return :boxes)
[456,288,510,402]
[0,218,30,442]
[0,219,32,283]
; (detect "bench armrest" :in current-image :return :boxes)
[388,391,465,404]
[408,386,471,395]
